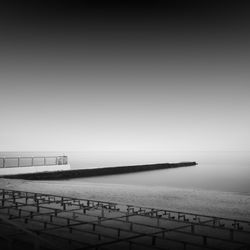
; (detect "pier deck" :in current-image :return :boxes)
[0,189,249,250]
[0,156,70,176]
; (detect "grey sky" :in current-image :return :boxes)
[0,2,250,151]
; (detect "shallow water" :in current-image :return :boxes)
[1,151,250,193]
[1,151,250,220]
[53,151,250,194]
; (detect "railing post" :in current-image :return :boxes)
[63,156,68,165]
[44,157,46,166]
[31,157,34,166]
[18,157,20,167]
[3,158,5,168]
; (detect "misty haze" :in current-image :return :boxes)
[0,1,250,250]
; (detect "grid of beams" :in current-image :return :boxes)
[0,189,250,250]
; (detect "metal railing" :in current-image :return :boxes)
[0,156,68,168]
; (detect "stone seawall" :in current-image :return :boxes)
[2,162,197,180]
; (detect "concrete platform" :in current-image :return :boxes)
[0,164,71,176]
[0,156,70,176]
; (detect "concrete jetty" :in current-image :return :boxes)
[0,156,70,177]
[1,162,197,180]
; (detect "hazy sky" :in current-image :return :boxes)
[0,1,250,151]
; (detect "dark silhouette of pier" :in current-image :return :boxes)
[2,162,197,180]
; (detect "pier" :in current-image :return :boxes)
[2,162,197,180]
[0,156,70,176]
[0,188,249,250]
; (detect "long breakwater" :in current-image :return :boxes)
[2,162,197,180]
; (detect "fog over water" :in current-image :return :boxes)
[1,151,250,194]
[0,1,250,221]
[2,150,249,220]
[1,5,250,246]
[50,150,250,194]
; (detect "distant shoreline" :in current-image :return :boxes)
[2,161,197,180]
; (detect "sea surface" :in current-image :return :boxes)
[1,151,250,220]
[1,150,249,193]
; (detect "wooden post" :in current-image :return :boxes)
[8,240,12,250]
[37,200,39,212]
[157,216,160,227]
[230,229,234,240]
[126,212,129,222]
[162,231,165,238]
[183,242,187,250]
[191,224,195,233]
[34,235,40,250]
[129,241,132,250]
[18,209,22,217]
[25,192,28,204]
[152,236,156,245]
[2,189,5,206]
[203,236,207,245]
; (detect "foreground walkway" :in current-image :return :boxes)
[0,189,250,250]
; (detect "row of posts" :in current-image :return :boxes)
[1,189,242,250]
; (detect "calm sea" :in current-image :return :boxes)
[1,151,250,194]
[1,151,250,220]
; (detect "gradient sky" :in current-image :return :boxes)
[0,1,250,151]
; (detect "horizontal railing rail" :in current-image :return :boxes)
[0,156,68,168]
